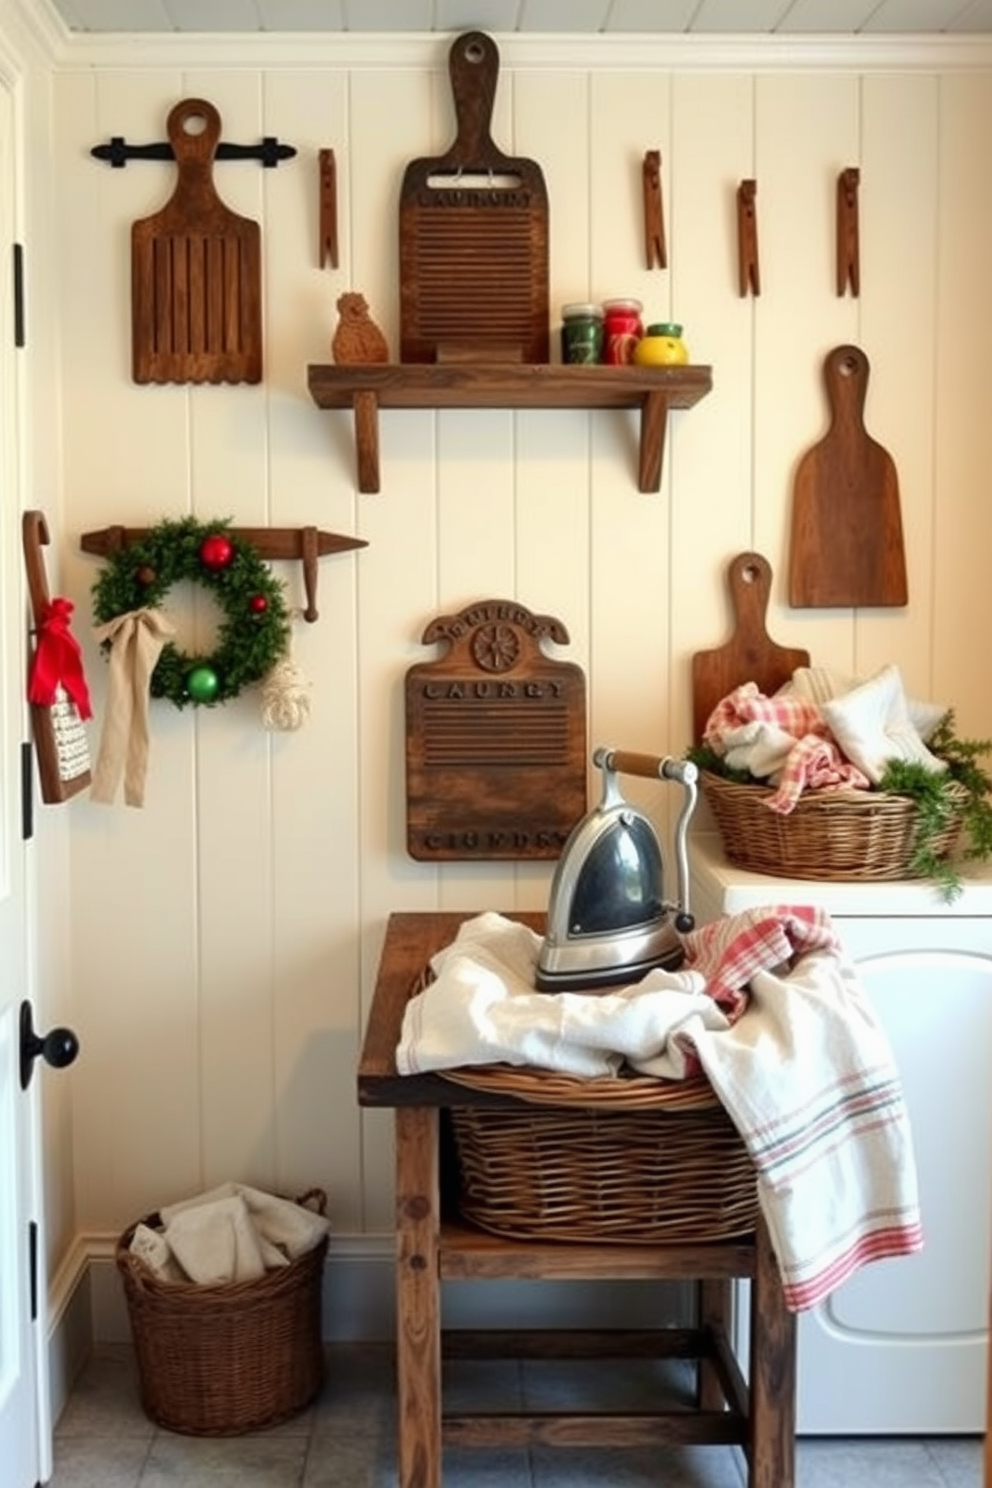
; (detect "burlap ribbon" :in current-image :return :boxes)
[90,607,176,807]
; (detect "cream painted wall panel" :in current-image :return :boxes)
[514,68,596,840]
[752,73,860,672]
[667,73,755,758]
[169,72,280,1201]
[515,70,592,312]
[933,74,992,742]
[351,62,445,1228]
[584,72,674,833]
[56,70,207,1231]
[855,74,938,692]
[263,70,364,1220]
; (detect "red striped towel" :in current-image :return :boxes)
[672,911,924,1310]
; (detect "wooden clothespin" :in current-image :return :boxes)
[642,149,667,270]
[737,179,760,296]
[319,147,338,269]
[836,166,860,296]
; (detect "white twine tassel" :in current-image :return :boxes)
[260,615,312,732]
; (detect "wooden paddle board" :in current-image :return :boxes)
[691,552,810,743]
[399,31,549,364]
[788,344,907,608]
[132,98,262,385]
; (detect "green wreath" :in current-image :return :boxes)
[92,516,291,709]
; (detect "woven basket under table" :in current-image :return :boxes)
[441,1064,758,1245]
[116,1189,328,1436]
[700,768,966,882]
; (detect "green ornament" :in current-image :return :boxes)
[186,665,220,703]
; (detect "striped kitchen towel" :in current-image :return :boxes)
[679,939,924,1311]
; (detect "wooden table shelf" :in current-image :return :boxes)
[307,362,713,494]
[357,910,795,1488]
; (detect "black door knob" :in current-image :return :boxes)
[20,1000,80,1091]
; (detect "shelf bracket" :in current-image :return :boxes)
[353,392,381,494]
[638,391,670,493]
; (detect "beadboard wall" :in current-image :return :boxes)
[11,12,992,1339]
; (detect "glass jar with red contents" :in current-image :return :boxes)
[601,298,644,365]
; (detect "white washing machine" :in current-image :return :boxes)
[689,832,991,1434]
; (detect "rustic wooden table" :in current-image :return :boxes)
[357,910,796,1488]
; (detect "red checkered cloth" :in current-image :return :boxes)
[704,682,870,812]
[681,903,842,1019]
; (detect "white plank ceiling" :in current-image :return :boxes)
[38,0,992,36]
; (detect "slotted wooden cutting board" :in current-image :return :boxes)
[691,552,810,743]
[132,98,262,385]
[788,345,907,608]
[399,31,549,364]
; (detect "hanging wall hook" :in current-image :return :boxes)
[737,179,760,296]
[642,149,667,270]
[836,166,860,297]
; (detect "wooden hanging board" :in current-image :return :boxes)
[788,345,907,608]
[691,552,810,744]
[131,98,262,385]
[405,600,586,860]
[399,32,549,364]
[22,511,92,804]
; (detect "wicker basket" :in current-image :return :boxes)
[116,1189,328,1436]
[442,1065,757,1245]
[700,768,967,882]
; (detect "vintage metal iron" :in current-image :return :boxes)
[536,747,698,992]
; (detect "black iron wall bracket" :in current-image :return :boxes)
[91,136,296,168]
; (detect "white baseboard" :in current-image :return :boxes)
[47,1230,693,1407]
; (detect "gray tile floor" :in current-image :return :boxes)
[49,1342,984,1488]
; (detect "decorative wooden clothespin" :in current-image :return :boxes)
[319,147,338,269]
[737,179,760,296]
[836,166,860,296]
[642,149,667,270]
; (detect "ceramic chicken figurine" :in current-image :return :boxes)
[331,292,389,364]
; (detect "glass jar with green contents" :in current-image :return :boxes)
[560,303,604,364]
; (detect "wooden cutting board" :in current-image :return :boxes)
[691,552,810,743]
[788,344,907,608]
[399,31,549,365]
[132,98,262,385]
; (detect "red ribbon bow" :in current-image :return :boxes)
[27,597,93,720]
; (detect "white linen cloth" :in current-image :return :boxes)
[396,910,923,1311]
[130,1183,331,1285]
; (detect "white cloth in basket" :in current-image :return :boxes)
[131,1184,331,1285]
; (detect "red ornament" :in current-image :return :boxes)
[249,594,268,615]
[199,534,234,570]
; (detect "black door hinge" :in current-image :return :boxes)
[21,741,33,841]
[29,1220,38,1321]
[13,242,24,346]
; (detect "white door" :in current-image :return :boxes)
[0,64,47,1488]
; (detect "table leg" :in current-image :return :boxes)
[697,1278,732,1410]
[396,1105,442,1488]
[748,1214,796,1488]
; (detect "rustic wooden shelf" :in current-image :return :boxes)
[306,362,713,494]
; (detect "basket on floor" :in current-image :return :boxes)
[116,1188,328,1436]
[441,1063,758,1245]
[700,768,967,882]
